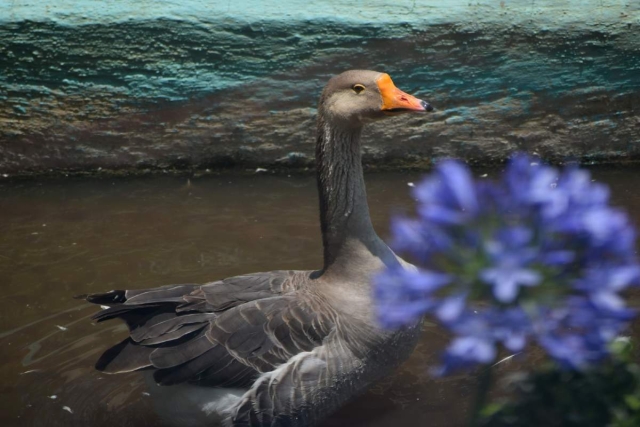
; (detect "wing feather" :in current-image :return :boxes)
[95,338,154,373]
[150,333,214,369]
[87,270,333,390]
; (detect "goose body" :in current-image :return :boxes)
[87,70,433,426]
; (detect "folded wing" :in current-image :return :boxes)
[88,270,336,389]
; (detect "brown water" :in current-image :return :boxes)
[1,169,639,427]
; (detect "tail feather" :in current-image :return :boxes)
[86,290,127,305]
[139,323,206,346]
[153,346,224,386]
[88,285,206,376]
[125,284,199,305]
[150,334,214,369]
[86,282,262,387]
[95,338,154,373]
[199,354,257,388]
[154,346,257,387]
[131,313,214,343]
[92,304,164,323]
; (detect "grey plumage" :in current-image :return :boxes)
[95,338,154,373]
[86,70,432,426]
[130,313,213,343]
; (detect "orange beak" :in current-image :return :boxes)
[376,73,433,114]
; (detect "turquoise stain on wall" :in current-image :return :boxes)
[1,0,637,26]
[0,0,638,174]
[2,20,638,101]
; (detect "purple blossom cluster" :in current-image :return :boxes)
[375,154,639,374]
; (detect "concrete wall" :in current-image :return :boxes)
[1,0,639,175]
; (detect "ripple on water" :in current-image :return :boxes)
[1,169,638,426]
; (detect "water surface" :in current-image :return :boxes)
[1,169,639,426]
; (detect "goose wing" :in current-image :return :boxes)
[88,270,337,388]
[229,326,372,426]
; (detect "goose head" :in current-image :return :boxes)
[319,70,433,128]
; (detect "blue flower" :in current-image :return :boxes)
[374,266,452,328]
[433,307,530,375]
[414,160,479,225]
[573,265,640,317]
[480,227,542,303]
[374,153,639,375]
[534,297,629,369]
[538,333,603,370]
[389,217,452,261]
[491,308,531,351]
[434,335,496,376]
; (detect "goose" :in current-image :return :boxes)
[86,70,434,426]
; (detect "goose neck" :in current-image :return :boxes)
[315,117,378,271]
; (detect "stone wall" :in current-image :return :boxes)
[1,0,638,175]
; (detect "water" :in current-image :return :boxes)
[1,169,639,427]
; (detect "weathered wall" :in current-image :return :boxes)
[0,0,639,175]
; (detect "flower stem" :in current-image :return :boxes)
[469,366,493,427]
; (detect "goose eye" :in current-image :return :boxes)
[352,84,366,94]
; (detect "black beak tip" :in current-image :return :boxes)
[421,100,434,112]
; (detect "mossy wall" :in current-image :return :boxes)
[1,0,638,175]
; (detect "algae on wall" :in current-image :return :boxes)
[0,0,638,175]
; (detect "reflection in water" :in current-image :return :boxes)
[1,170,638,426]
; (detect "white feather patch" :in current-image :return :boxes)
[200,390,244,416]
